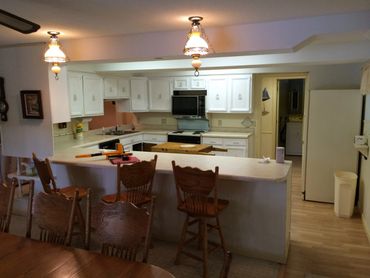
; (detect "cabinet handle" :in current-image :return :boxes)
[137,94,141,99]
[238,94,242,100]
[92,95,96,101]
[216,94,220,100]
[73,94,77,101]
[158,94,162,99]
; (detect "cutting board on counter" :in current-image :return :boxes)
[151,142,214,155]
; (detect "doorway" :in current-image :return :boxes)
[277,79,305,156]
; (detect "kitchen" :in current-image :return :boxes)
[1,1,370,277]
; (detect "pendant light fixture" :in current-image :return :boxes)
[184,16,209,77]
[44,31,66,80]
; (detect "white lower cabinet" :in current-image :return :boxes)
[119,134,143,152]
[142,133,167,144]
[202,136,249,157]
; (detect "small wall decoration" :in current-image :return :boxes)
[20,90,44,119]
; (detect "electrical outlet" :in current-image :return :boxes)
[218,120,222,127]
[161,118,167,124]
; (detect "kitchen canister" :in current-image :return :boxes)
[276,147,285,163]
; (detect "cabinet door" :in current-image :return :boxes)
[83,74,104,116]
[103,78,118,99]
[173,78,189,89]
[190,78,206,89]
[131,79,148,111]
[229,75,252,112]
[148,79,171,111]
[118,79,130,98]
[207,78,228,112]
[225,147,247,157]
[68,72,84,118]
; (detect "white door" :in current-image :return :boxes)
[304,90,362,202]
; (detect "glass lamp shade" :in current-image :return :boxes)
[44,38,66,63]
[184,31,209,56]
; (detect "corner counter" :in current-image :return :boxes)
[50,141,291,264]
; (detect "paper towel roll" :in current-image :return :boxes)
[276,147,285,163]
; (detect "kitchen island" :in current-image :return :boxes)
[50,137,291,264]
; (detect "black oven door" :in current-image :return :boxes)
[167,134,201,144]
[98,139,120,150]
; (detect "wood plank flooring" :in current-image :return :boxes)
[279,156,370,277]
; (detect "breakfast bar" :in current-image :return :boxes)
[49,143,292,264]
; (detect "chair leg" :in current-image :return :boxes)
[75,203,85,237]
[198,219,202,249]
[202,218,208,278]
[175,214,189,265]
[216,216,227,253]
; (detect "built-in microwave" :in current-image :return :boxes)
[171,90,206,118]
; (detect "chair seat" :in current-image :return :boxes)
[58,186,87,200]
[101,192,152,206]
[178,197,229,217]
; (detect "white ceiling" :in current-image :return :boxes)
[1,0,370,47]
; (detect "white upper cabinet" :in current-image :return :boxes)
[148,78,172,111]
[190,78,207,89]
[117,79,130,98]
[103,77,130,99]
[68,72,104,118]
[130,78,149,112]
[229,75,252,112]
[206,74,252,113]
[173,77,206,90]
[68,72,84,118]
[83,74,104,116]
[173,77,189,90]
[207,77,228,112]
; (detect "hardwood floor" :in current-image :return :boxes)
[279,156,370,277]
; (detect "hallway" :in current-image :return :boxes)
[280,156,370,277]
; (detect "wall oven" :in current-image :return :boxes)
[167,131,204,144]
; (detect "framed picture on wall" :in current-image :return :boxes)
[20,90,44,119]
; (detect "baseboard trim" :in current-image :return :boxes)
[361,213,370,244]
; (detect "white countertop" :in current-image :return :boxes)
[203,131,252,138]
[51,148,291,183]
[54,129,252,151]
[51,129,289,182]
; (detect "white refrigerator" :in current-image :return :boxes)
[304,90,362,203]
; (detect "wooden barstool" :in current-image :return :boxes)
[171,161,229,278]
[101,155,157,207]
[32,153,88,238]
